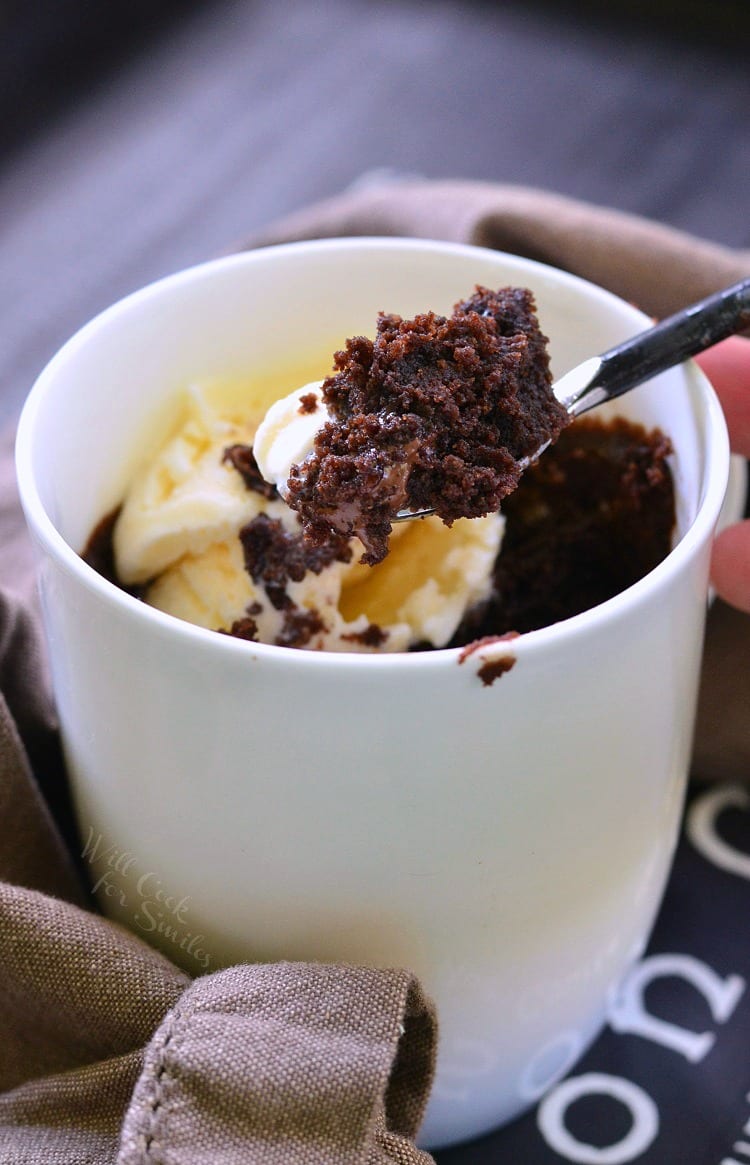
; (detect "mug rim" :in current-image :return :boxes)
[15,236,733,670]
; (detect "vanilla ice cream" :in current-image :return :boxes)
[114,380,504,652]
[252,381,328,499]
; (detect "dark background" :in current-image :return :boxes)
[2,0,749,427]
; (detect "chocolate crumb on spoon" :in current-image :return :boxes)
[282,285,568,565]
[398,274,750,520]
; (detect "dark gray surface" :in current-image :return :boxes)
[2,0,749,427]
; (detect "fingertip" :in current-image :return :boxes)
[711,520,750,614]
[696,337,750,459]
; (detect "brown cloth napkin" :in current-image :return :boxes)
[1,179,749,1165]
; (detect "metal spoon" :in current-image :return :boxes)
[395,274,750,521]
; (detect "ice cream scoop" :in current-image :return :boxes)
[113,380,504,652]
[253,381,327,500]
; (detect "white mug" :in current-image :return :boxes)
[15,239,731,1147]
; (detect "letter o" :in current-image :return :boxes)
[537,1072,659,1163]
[686,785,750,880]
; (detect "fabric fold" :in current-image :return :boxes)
[116,963,436,1165]
[249,178,750,319]
[0,883,437,1164]
[0,592,83,903]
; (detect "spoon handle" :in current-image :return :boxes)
[565,275,750,416]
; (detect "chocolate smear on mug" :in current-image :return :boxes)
[458,633,519,686]
[477,655,516,686]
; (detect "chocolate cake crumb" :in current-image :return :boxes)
[277,607,326,648]
[223,444,278,500]
[238,513,351,611]
[342,623,389,648]
[477,655,516,686]
[223,599,265,639]
[285,286,569,565]
[222,601,327,647]
[298,392,319,415]
[225,616,259,641]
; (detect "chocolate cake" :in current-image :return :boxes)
[450,416,675,642]
[285,286,570,565]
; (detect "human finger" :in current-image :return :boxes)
[711,520,750,613]
[696,336,750,459]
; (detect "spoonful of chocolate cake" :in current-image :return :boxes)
[254,276,750,566]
